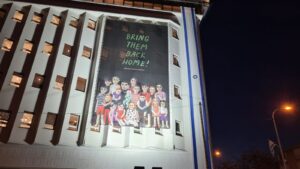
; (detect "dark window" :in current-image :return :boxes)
[175,120,182,136]
[69,17,78,28]
[68,114,79,131]
[173,54,180,67]
[63,44,72,56]
[174,85,181,99]
[171,27,179,40]
[44,112,57,130]
[76,77,86,92]
[82,46,92,59]
[1,38,13,52]
[0,9,6,19]
[134,167,145,169]
[20,112,33,128]
[10,72,23,88]
[22,40,33,54]
[32,12,42,24]
[32,73,44,88]
[51,15,60,25]
[43,42,53,56]
[54,75,65,90]
[87,19,96,30]
[12,10,24,22]
[0,110,10,128]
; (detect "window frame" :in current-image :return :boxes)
[43,42,53,56]
[1,38,13,52]
[175,120,183,136]
[62,43,72,57]
[54,75,65,91]
[22,40,33,54]
[67,114,80,131]
[31,12,43,24]
[87,19,96,30]
[10,72,23,88]
[20,111,34,129]
[0,110,10,128]
[69,16,78,28]
[32,73,44,89]
[12,10,24,23]
[82,46,92,59]
[75,77,87,92]
[50,15,61,25]
[44,112,57,130]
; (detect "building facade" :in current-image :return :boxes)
[0,0,211,169]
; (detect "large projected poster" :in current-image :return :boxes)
[91,19,169,131]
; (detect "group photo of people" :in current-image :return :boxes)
[91,76,170,131]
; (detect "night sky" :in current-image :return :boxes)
[200,1,300,160]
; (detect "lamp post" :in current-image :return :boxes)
[272,105,293,169]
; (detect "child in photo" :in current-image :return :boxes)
[155,84,166,102]
[160,101,169,128]
[151,98,160,128]
[125,102,139,127]
[94,87,108,127]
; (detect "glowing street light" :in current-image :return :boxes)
[272,103,295,169]
[214,149,222,158]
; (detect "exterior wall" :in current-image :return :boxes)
[0,1,210,169]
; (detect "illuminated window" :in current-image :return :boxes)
[68,114,79,131]
[87,19,96,30]
[175,120,182,136]
[54,75,65,90]
[51,15,60,25]
[163,5,172,11]
[43,42,53,56]
[0,110,9,128]
[114,0,123,5]
[12,10,24,22]
[20,112,33,128]
[63,44,72,56]
[32,74,44,88]
[153,4,162,10]
[134,1,143,7]
[171,27,179,40]
[0,9,6,19]
[172,6,181,12]
[124,0,133,6]
[174,85,181,99]
[32,12,42,24]
[10,72,22,87]
[76,77,86,92]
[69,17,78,28]
[1,38,13,52]
[173,54,180,67]
[22,40,33,54]
[104,0,114,4]
[44,112,56,130]
[82,46,92,59]
[144,2,153,8]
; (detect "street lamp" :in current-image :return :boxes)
[272,104,294,169]
[213,149,222,158]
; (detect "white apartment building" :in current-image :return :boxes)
[0,0,212,169]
